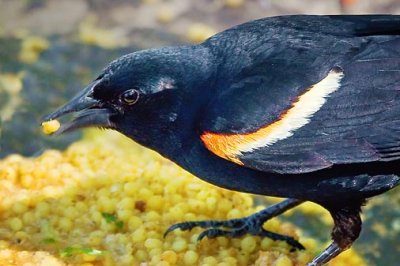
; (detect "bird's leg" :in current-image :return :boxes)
[164,198,305,250]
[306,242,342,266]
[307,203,362,266]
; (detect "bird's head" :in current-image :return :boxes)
[43,46,214,150]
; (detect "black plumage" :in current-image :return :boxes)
[44,15,400,265]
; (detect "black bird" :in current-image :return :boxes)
[44,15,400,265]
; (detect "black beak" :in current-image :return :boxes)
[42,80,116,135]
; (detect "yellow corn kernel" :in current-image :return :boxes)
[75,202,88,213]
[275,255,293,266]
[63,206,78,219]
[80,263,94,266]
[156,261,170,266]
[183,250,199,265]
[120,254,135,265]
[144,238,163,249]
[297,252,312,265]
[205,197,217,211]
[22,211,35,225]
[8,218,23,231]
[20,175,34,188]
[147,195,164,211]
[19,36,50,64]
[156,7,175,24]
[241,236,257,253]
[1,167,18,182]
[237,252,250,265]
[119,197,134,210]
[301,238,318,250]
[171,238,187,252]
[144,211,160,222]
[82,254,97,262]
[58,217,73,231]
[87,231,104,246]
[186,23,217,43]
[0,240,9,249]
[223,256,237,264]
[161,250,178,264]
[227,208,242,219]
[261,238,273,250]
[98,196,116,213]
[128,216,143,230]
[11,202,28,214]
[41,120,60,135]
[216,237,229,248]
[202,256,218,265]
[123,182,138,195]
[135,249,148,261]
[149,248,163,258]
[131,227,147,243]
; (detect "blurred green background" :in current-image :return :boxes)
[0,0,399,265]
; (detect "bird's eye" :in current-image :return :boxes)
[120,89,139,105]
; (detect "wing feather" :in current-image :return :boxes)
[200,30,400,174]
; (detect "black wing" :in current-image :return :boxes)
[200,15,400,174]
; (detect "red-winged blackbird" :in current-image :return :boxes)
[44,15,400,266]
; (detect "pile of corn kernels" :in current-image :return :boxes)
[0,130,366,265]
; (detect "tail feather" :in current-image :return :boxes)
[359,174,400,195]
[329,15,400,36]
[320,174,400,200]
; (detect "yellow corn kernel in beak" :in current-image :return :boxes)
[41,120,60,135]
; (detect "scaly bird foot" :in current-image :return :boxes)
[164,198,305,251]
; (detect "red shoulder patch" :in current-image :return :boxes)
[201,68,344,165]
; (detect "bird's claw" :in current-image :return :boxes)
[163,222,193,238]
[164,216,305,251]
[163,218,244,238]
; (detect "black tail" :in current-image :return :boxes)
[329,15,400,36]
[319,173,399,201]
[359,174,400,195]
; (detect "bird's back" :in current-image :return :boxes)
[205,15,400,78]
[196,15,400,191]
